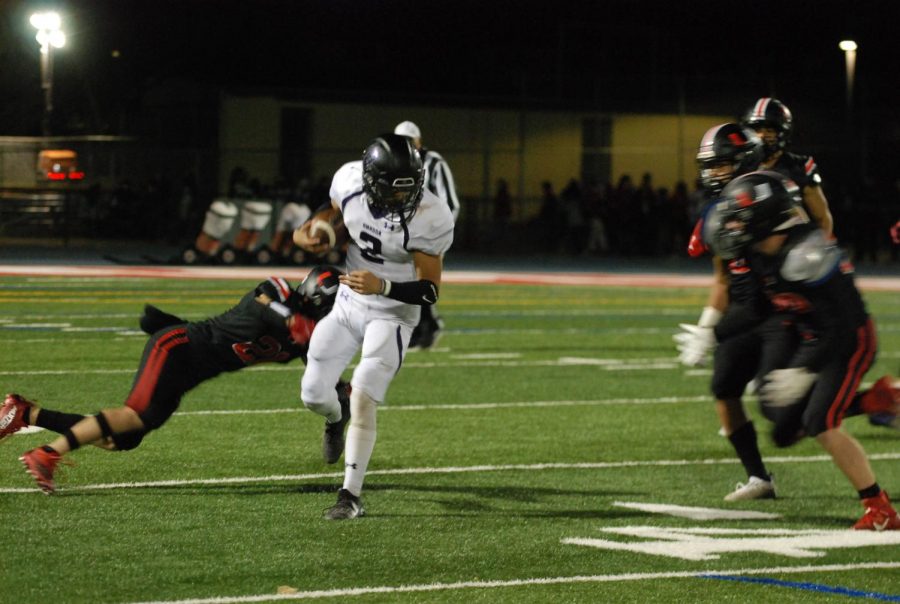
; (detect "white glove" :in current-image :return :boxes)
[673,306,722,367]
[673,324,717,367]
[760,368,818,407]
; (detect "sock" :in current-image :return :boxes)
[727,422,770,481]
[858,483,881,500]
[342,388,378,497]
[342,425,376,497]
[35,410,86,434]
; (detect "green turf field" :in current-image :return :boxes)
[1,274,898,603]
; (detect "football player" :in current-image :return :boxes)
[677,125,898,501]
[675,123,781,501]
[741,97,833,236]
[393,121,460,350]
[3,266,345,495]
[293,133,454,519]
[712,171,899,530]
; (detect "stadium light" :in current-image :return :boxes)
[839,40,857,114]
[30,11,66,137]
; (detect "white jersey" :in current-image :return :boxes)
[329,161,455,319]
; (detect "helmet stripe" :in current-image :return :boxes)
[268,277,291,302]
[753,98,771,118]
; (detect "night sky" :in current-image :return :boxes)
[2,0,899,137]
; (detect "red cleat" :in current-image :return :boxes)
[19,447,62,495]
[0,393,33,440]
[860,376,900,414]
[853,491,900,531]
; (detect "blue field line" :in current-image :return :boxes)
[700,574,900,601]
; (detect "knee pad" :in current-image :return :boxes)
[353,357,398,404]
[111,429,146,451]
[301,375,339,415]
[201,200,238,239]
[350,387,377,432]
[240,200,273,231]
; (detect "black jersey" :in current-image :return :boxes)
[749,228,868,372]
[186,280,312,374]
[714,256,771,341]
[769,151,822,191]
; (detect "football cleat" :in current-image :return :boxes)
[724,475,776,502]
[322,384,351,464]
[853,491,900,531]
[0,393,34,440]
[20,447,62,495]
[860,376,899,429]
[323,488,365,520]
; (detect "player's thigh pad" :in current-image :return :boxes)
[352,320,412,402]
[301,311,362,405]
[239,200,273,230]
[202,200,238,239]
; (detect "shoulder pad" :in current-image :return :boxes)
[407,191,455,255]
[780,230,840,284]
[329,161,364,206]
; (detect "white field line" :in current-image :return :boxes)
[2,453,898,495]
[5,352,900,376]
[174,396,709,416]
[121,562,900,604]
[0,357,687,376]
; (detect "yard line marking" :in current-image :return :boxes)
[0,357,687,376]
[119,562,900,604]
[563,526,900,560]
[6,395,707,426]
[2,453,898,494]
[611,501,781,520]
[173,396,708,416]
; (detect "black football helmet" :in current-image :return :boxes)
[712,171,808,260]
[362,133,424,222]
[696,123,763,194]
[293,265,342,320]
[741,98,793,158]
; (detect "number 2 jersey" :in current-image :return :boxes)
[329,160,455,321]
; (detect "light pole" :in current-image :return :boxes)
[839,40,857,115]
[30,11,66,137]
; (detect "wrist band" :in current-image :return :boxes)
[381,279,392,296]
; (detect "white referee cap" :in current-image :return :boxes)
[394,121,421,139]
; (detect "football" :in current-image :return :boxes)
[308,207,349,249]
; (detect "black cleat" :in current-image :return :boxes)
[323,488,365,520]
[322,382,351,464]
